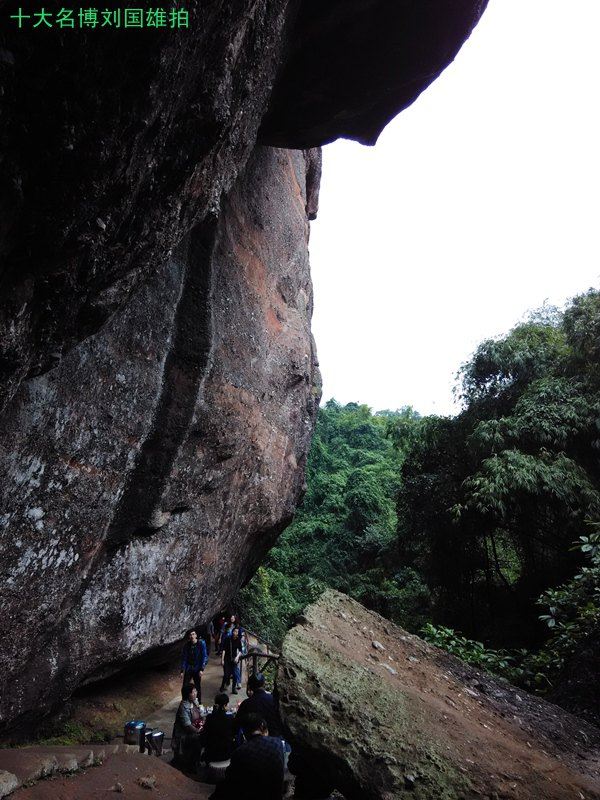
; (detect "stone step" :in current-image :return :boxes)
[0,744,144,798]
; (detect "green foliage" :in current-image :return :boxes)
[236,402,426,646]
[422,530,600,693]
[420,623,525,684]
[37,720,109,747]
[236,566,326,647]
[458,319,569,410]
[347,567,431,631]
[563,288,600,365]
[534,526,600,673]
[240,289,600,705]
[398,290,600,648]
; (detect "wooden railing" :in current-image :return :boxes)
[239,629,280,685]
[240,648,280,679]
[242,627,278,656]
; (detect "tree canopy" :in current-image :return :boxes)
[238,290,600,701]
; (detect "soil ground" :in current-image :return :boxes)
[12,751,212,800]
[35,640,255,747]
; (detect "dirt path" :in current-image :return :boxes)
[148,632,267,744]
[45,637,259,751]
[145,647,251,754]
[6,639,265,798]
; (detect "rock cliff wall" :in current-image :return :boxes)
[0,0,487,407]
[0,1,489,733]
[0,0,295,412]
[0,146,319,733]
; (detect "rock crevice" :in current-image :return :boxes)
[106,219,217,550]
[0,147,319,735]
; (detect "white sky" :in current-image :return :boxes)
[309,0,600,417]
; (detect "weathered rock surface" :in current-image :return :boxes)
[0,747,209,800]
[0,743,114,796]
[0,146,320,735]
[278,591,600,800]
[0,0,294,412]
[0,0,488,406]
[260,0,489,147]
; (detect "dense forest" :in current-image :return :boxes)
[237,289,600,701]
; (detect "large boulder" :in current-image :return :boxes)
[278,591,600,800]
[0,146,320,735]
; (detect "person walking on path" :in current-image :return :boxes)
[219,614,238,650]
[181,629,208,702]
[220,626,243,694]
[217,621,232,655]
[235,624,248,688]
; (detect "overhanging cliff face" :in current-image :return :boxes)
[0,1,489,732]
[0,0,295,413]
[260,0,489,147]
[0,147,320,733]
[0,0,488,407]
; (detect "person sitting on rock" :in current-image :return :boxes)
[235,672,283,738]
[180,628,208,702]
[200,692,236,764]
[211,714,285,800]
[172,684,203,766]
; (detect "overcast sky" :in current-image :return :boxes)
[309,0,600,417]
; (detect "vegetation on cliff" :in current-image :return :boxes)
[239,289,600,704]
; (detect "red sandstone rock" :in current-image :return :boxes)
[0,0,489,737]
[0,147,319,735]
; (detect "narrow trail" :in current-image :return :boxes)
[146,635,260,759]
[146,649,247,752]
[0,637,270,799]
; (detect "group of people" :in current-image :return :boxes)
[174,671,286,800]
[179,614,248,703]
[212,613,248,696]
